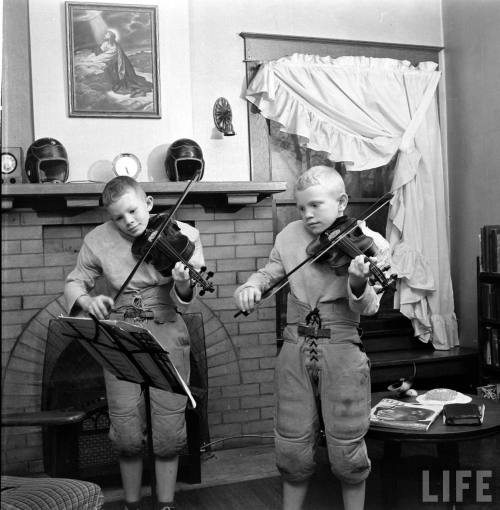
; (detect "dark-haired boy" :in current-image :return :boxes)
[65,176,205,510]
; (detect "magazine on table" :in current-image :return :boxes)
[51,315,196,408]
[370,398,443,431]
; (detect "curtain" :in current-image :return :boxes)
[246,53,458,350]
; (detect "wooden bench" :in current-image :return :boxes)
[361,312,479,392]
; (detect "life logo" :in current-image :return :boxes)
[421,469,495,504]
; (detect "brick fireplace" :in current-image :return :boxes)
[1,186,283,477]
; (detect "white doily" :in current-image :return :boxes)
[416,390,472,406]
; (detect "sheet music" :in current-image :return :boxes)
[52,316,196,408]
[51,317,144,382]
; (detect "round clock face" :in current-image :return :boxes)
[112,153,141,178]
[2,152,18,174]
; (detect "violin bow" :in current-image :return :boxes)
[235,191,394,317]
[114,179,196,302]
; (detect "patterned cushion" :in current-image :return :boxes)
[1,476,103,510]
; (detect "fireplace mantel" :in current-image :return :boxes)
[1,181,287,211]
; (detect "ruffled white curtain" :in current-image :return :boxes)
[246,53,458,350]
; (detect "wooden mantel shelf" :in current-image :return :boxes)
[1,181,288,211]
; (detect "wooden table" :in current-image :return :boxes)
[367,391,500,508]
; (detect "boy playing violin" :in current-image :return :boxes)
[234,166,390,510]
[65,176,205,510]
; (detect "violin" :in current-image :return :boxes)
[234,191,396,318]
[114,179,214,302]
[132,214,214,295]
[305,215,396,293]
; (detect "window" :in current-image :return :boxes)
[241,32,441,339]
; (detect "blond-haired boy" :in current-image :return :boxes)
[235,166,390,510]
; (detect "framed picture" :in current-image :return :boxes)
[65,2,160,118]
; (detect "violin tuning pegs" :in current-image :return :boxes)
[207,271,214,278]
[201,266,207,273]
[199,290,205,296]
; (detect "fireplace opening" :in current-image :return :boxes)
[43,313,209,486]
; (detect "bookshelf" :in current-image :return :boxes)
[477,257,500,383]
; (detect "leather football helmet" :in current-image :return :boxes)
[165,138,204,181]
[25,138,69,183]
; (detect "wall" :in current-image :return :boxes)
[189,0,443,180]
[443,0,500,346]
[3,0,443,182]
[1,0,34,152]
[28,0,192,183]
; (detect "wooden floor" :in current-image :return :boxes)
[102,435,500,509]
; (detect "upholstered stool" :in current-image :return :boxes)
[1,476,104,510]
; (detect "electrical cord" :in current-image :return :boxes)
[200,434,274,452]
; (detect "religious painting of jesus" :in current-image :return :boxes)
[65,2,160,118]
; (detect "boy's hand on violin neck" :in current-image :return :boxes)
[172,261,193,300]
[348,255,373,297]
[172,261,191,282]
[79,294,114,320]
[234,286,262,313]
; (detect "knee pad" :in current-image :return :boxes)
[153,413,187,458]
[108,421,145,456]
[275,434,316,483]
[328,439,371,484]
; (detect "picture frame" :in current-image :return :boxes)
[65,2,160,118]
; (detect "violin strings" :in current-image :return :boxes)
[156,238,207,287]
[243,193,395,313]
[114,182,197,302]
[340,236,387,285]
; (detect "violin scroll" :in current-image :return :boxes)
[197,266,215,296]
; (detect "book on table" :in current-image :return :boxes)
[370,398,443,431]
[443,403,485,426]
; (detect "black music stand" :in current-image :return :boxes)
[52,315,196,510]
